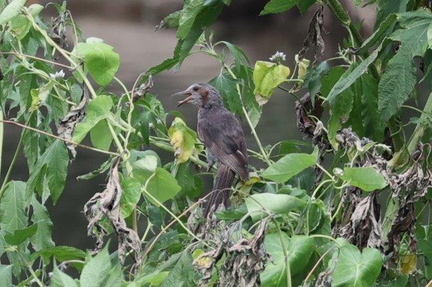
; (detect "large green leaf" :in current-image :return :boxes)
[80,247,111,287]
[360,74,384,141]
[145,167,181,205]
[177,0,205,39]
[0,0,27,25]
[73,95,113,143]
[378,10,431,121]
[120,177,141,218]
[76,38,120,86]
[27,140,69,203]
[341,167,388,192]
[326,46,381,105]
[51,265,78,287]
[89,119,112,150]
[0,265,12,287]
[210,72,242,116]
[4,224,37,246]
[32,246,86,263]
[261,234,314,286]
[262,151,317,183]
[245,193,306,221]
[160,250,196,287]
[333,244,382,286]
[259,0,298,15]
[30,196,55,251]
[0,181,27,233]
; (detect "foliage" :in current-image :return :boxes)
[0,0,431,286]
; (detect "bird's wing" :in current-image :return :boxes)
[198,110,248,180]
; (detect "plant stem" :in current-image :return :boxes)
[223,64,271,165]
[407,91,432,155]
[0,120,119,156]
[149,137,209,169]
[0,119,25,198]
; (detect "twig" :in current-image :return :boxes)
[0,120,119,156]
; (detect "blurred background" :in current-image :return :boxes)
[2,0,376,249]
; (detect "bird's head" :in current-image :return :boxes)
[173,83,222,108]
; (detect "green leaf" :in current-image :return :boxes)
[0,0,27,25]
[326,46,381,104]
[378,10,431,121]
[297,0,316,14]
[120,177,141,218]
[359,14,397,54]
[261,234,314,286]
[168,117,197,163]
[378,49,416,122]
[245,193,306,221]
[160,251,196,287]
[253,61,290,105]
[4,224,37,245]
[76,39,120,86]
[360,74,384,141]
[304,61,329,103]
[341,167,388,192]
[31,196,55,251]
[0,265,12,287]
[89,119,112,150]
[333,245,382,287]
[27,140,69,204]
[80,247,111,287]
[260,0,298,15]
[262,151,317,183]
[51,264,78,287]
[177,0,205,39]
[32,246,86,263]
[73,95,113,143]
[210,72,242,116]
[0,181,27,233]
[145,167,181,205]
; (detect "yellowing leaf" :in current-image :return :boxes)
[168,117,197,163]
[400,253,417,275]
[253,61,290,105]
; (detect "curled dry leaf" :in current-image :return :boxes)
[57,86,88,158]
[132,75,153,102]
[338,192,382,250]
[194,217,269,286]
[50,10,69,48]
[83,155,142,271]
[297,5,325,62]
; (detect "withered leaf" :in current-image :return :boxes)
[83,155,142,271]
[297,6,325,62]
[57,86,88,159]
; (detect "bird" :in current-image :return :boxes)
[173,83,249,217]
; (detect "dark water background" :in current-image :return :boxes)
[1,0,378,250]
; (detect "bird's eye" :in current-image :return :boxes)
[192,86,199,91]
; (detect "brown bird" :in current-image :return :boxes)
[174,83,249,217]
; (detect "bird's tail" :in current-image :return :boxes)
[203,164,235,218]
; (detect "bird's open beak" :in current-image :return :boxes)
[172,90,192,107]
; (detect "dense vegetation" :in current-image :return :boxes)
[0,0,431,286]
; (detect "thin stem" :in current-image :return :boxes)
[407,91,432,155]
[0,51,74,69]
[0,117,26,197]
[149,137,209,169]
[141,174,203,243]
[223,64,271,165]
[0,120,119,156]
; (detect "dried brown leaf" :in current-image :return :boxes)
[83,155,142,271]
[298,6,325,62]
[57,87,88,158]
